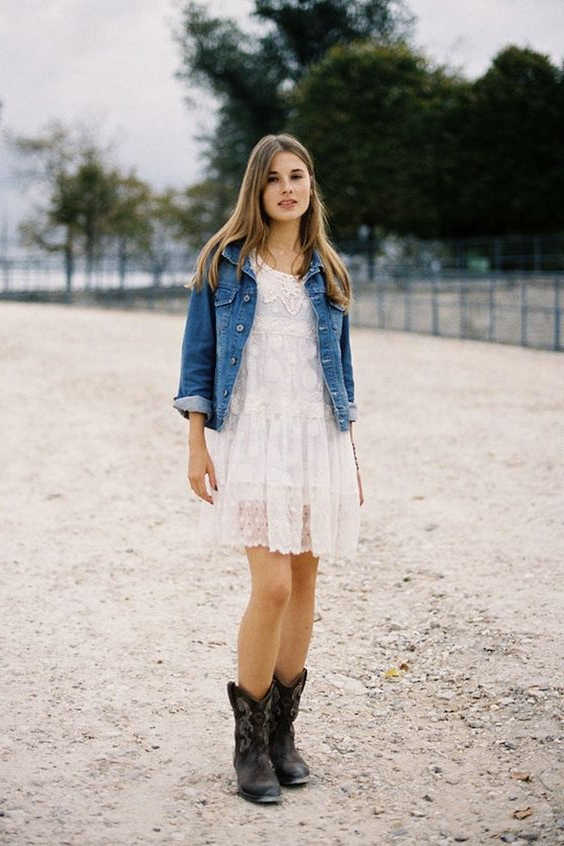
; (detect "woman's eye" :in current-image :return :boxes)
[267,176,278,183]
[292,174,303,180]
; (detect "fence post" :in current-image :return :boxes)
[520,278,528,347]
[458,278,466,338]
[431,274,439,335]
[488,276,496,342]
[377,273,385,329]
[404,274,411,331]
[554,276,561,352]
[2,259,9,292]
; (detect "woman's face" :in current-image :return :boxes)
[261,151,311,224]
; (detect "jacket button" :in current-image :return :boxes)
[243,294,250,302]
[230,356,236,364]
[223,389,228,396]
[236,323,244,332]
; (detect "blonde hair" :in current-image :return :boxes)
[190,133,352,310]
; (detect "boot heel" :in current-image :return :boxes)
[270,667,310,786]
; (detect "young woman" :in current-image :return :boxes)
[173,133,364,804]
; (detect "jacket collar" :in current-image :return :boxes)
[221,239,324,282]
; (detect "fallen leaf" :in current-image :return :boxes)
[512,807,532,820]
[510,771,531,782]
[384,667,400,679]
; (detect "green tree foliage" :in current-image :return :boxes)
[253,0,414,77]
[290,42,564,239]
[452,46,564,236]
[289,41,467,239]
[8,121,179,290]
[173,0,414,233]
[105,174,153,287]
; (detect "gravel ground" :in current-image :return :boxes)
[1,302,563,846]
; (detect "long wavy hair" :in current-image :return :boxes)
[189,133,352,310]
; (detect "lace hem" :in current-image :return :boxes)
[192,483,360,562]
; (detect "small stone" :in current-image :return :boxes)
[326,673,367,695]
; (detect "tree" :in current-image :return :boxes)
[8,120,161,291]
[289,41,468,241]
[172,0,414,236]
[8,121,116,291]
[253,0,414,75]
[453,46,564,235]
[104,173,153,288]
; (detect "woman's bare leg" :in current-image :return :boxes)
[274,550,319,685]
[237,545,292,700]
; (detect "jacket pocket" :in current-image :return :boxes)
[214,286,237,306]
[214,286,237,332]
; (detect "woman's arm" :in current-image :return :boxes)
[187,411,217,504]
[173,276,216,421]
[340,311,358,422]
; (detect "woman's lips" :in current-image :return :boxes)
[279,200,297,207]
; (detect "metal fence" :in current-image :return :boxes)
[0,251,562,352]
[351,272,562,352]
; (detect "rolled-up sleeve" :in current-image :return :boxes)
[340,311,358,422]
[173,276,216,421]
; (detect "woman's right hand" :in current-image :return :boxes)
[188,443,218,505]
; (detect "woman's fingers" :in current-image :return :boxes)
[207,459,218,492]
[194,477,214,504]
[188,448,217,504]
[188,469,214,504]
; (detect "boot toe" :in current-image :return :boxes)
[239,777,282,803]
[276,760,310,785]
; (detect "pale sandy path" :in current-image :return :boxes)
[1,302,563,846]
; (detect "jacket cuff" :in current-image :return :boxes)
[173,395,213,420]
[348,400,358,422]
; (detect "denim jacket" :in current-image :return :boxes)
[173,240,358,432]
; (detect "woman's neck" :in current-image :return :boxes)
[265,220,302,255]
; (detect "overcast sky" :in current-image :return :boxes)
[1,0,563,235]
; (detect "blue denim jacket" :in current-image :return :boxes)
[173,240,358,432]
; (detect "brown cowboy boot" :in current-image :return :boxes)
[269,667,310,785]
[227,679,282,803]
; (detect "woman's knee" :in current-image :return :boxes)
[259,577,292,609]
[246,546,292,609]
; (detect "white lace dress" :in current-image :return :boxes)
[194,253,360,562]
